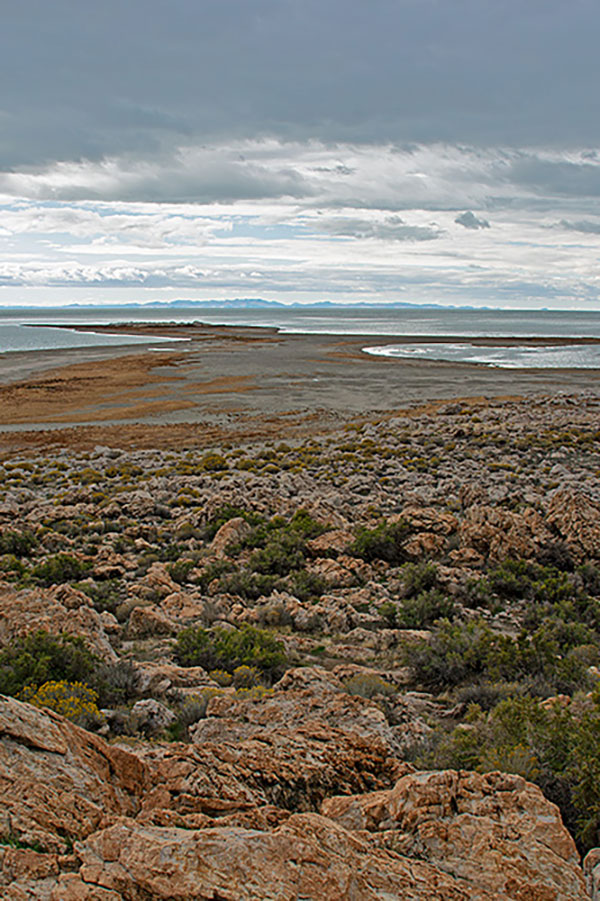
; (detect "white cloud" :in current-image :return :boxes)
[3,142,600,215]
[1,141,600,308]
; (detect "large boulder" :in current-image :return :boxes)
[0,696,590,900]
[458,504,552,563]
[210,517,252,557]
[546,489,600,562]
[322,769,587,900]
[0,585,117,661]
[0,697,146,855]
[51,785,588,900]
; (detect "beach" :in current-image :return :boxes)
[1,321,600,451]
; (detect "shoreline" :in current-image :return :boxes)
[2,321,600,451]
[29,319,600,346]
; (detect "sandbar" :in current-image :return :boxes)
[1,321,599,451]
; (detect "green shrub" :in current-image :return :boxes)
[578,563,600,596]
[219,568,278,600]
[168,559,196,585]
[199,453,228,472]
[349,520,409,564]
[379,600,398,626]
[0,529,37,558]
[396,588,455,628]
[0,630,98,697]
[461,577,497,611]
[91,659,140,707]
[426,693,600,853]
[0,554,27,581]
[174,624,287,680]
[194,559,236,591]
[75,579,121,614]
[203,505,264,541]
[209,669,233,686]
[536,541,574,572]
[30,554,91,587]
[401,561,438,597]
[409,618,595,693]
[288,509,326,539]
[456,680,528,712]
[167,689,223,740]
[250,531,306,575]
[232,664,259,687]
[487,558,545,600]
[286,569,326,602]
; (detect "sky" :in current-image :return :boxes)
[1,0,600,309]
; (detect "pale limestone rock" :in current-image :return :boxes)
[546,489,600,561]
[126,604,175,639]
[0,697,145,859]
[584,847,600,901]
[459,504,552,563]
[322,769,587,901]
[398,505,459,535]
[210,516,252,557]
[0,586,116,661]
[131,699,176,736]
[133,562,179,600]
[306,528,355,556]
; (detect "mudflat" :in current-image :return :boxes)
[1,321,599,451]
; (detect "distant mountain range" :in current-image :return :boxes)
[0,298,491,311]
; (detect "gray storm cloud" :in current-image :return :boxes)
[455,212,490,230]
[2,1,600,309]
[559,219,600,235]
[2,0,600,169]
[315,215,442,241]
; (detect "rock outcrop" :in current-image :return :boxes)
[0,695,591,900]
[0,585,117,661]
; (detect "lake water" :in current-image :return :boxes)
[1,306,600,369]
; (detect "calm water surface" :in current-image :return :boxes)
[2,307,600,368]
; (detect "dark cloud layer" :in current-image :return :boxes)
[315,215,441,241]
[455,211,490,229]
[559,219,600,234]
[2,0,600,168]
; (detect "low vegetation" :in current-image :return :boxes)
[174,624,287,681]
[2,396,600,860]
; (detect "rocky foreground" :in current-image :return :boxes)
[2,393,600,898]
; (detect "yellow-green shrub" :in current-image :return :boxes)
[20,680,104,730]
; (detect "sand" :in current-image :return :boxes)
[1,321,599,451]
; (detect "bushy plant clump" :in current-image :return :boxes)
[75,579,122,613]
[30,553,91,587]
[427,692,600,852]
[0,630,99,697]
[408,617,597,694]
[167,558,196,585]
[349,520,409,564]
[401,561,439,597]
[91,659,140,707]
[0,529,37,558]
[197,508,327,601]
[343,673,396,698]
[202,504,265,541]
[174,623,287,680]
[0,631,140,711]
[20,679,103,729]
[396,589,455,629]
